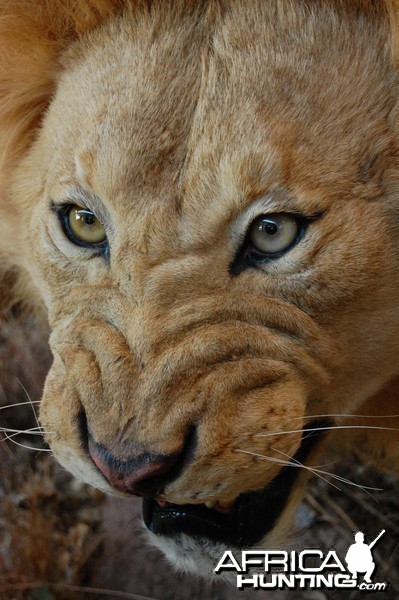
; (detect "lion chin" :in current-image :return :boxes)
[141,420,328,576]
[1,0,399,579]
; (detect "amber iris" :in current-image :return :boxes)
[249,214,299,255]
[67,206,106,245]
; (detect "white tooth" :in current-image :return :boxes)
[205,501,216,509]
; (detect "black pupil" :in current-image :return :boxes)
[261,220,278,235]
[80,210,95,225]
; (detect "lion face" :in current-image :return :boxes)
[6,0,399,574]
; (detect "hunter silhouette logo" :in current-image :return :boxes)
[215,528,389,591]
[345,530,385,584]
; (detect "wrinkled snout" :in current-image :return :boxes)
[40,290,326,507]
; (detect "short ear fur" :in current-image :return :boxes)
[0,0,131,178]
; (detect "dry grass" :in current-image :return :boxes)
[299,466,399,599]
[0,314,104,600]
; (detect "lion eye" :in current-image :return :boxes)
[63,205,106,246]
[248,213,300,256]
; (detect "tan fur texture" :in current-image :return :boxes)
[1,0,398,574]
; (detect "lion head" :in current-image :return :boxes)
[1,0,398,575]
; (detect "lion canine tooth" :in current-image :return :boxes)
[205,499,235,511]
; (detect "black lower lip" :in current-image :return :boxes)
[142,420,331,548]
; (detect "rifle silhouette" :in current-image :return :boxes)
[368,529,385,550]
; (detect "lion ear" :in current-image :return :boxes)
[0,0,124,176]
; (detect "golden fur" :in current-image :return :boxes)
[1,0,398,574]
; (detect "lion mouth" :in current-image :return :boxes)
[142,421,330,548]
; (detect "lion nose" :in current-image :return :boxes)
[88,436,183,496]
[84,420,202,496]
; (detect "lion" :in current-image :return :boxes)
[0,0,398,578]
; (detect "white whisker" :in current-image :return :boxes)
[0,426,55,437]
[0,400,41,411]
[236,448,325,470]
[256,425,399,439]
[2,430,53,452]
[236,448,298,467]
[236,445,382,497]
[270,446,343,492]
[236,448,342,491]
[289,413,399,421]
[0,426,44,434]
[16,377,41,431]
[271,447,382,495]
[318,472,382,494]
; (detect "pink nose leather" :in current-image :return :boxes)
[88,436,180,495]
